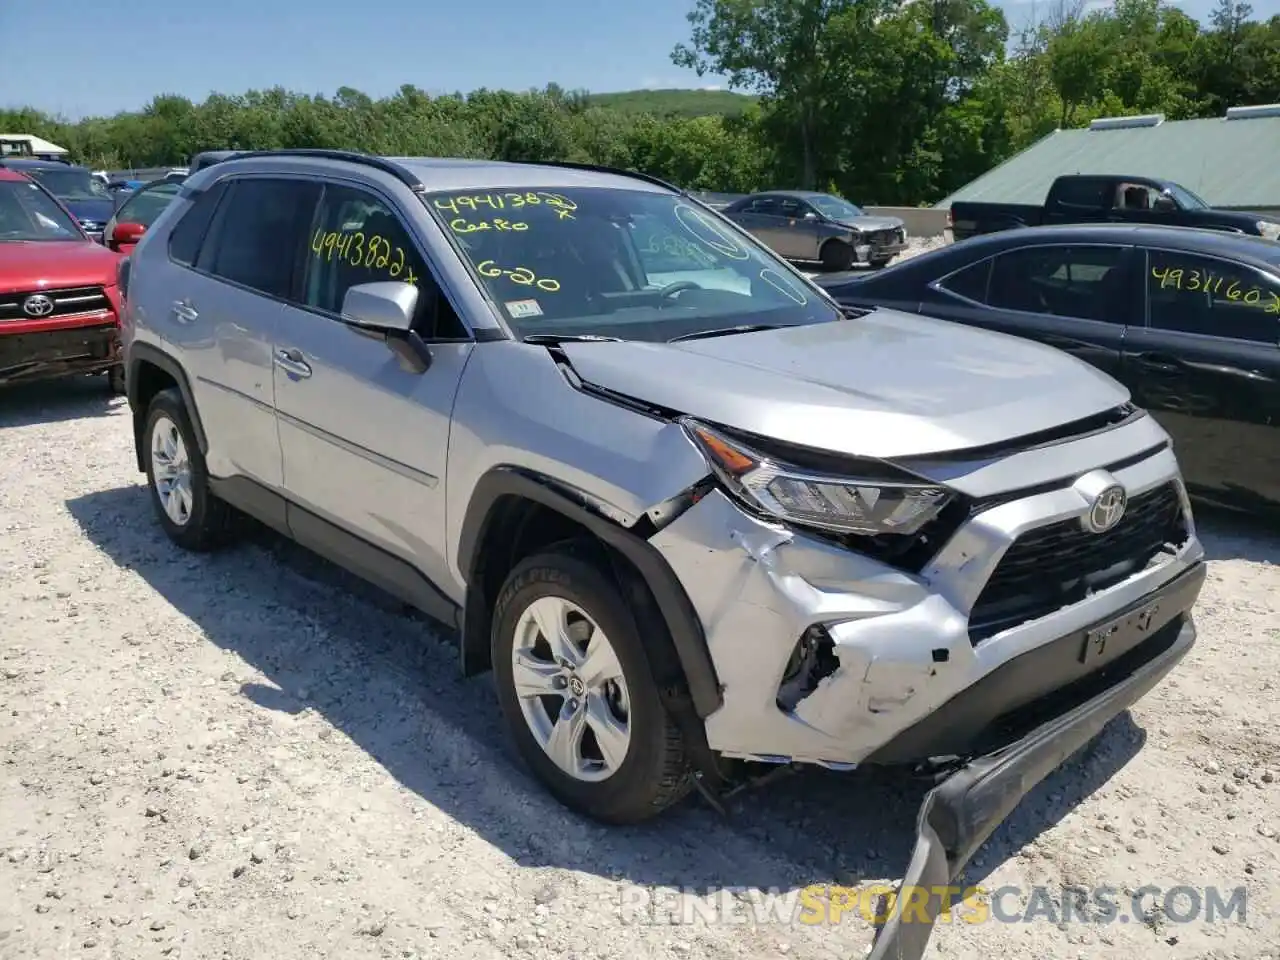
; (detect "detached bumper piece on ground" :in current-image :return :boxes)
[867,562,1205,960]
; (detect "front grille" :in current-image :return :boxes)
[0,286,111,322]
[969,481,1188,643]
[868,229,899,246]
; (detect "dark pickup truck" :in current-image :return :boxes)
[948,174,1280,243]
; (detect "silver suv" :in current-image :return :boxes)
[119,150,1205,957]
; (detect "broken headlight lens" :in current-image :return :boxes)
[682,418,952,537]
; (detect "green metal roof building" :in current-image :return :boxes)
[935,104,1280,213]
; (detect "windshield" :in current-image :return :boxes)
[808,194,865,220]
[0,180,84,241]
[1166,183,1208,210]
[425,186,841,341]
[24,167,110,202]
[116,182,182,227]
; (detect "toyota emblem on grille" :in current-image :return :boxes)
[22,294,55,317]
[1086,484,1127,533]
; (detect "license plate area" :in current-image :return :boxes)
[1079,597,1165,666]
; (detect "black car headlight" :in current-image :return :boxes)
[682,418,952,537]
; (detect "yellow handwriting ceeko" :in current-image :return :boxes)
[434,191,578,221]
[1152,266,1280,314]
[476,259,560,292]
[310,228,418,285]
[450,217,529,234]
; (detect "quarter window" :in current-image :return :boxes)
[986,245,1126,322]
[937,258,992,303]
[201,178,319,298]
[1146,249,1280,343]
[168,181,227,267]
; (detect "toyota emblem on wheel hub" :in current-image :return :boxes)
[22,294,55,317]
[1086,484,1127,533]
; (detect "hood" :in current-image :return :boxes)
[558,309,1129,460]
[61,198,115,224]
[834,215,904,233]
[0,241,121,294]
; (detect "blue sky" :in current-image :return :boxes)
[4,0,1275,119]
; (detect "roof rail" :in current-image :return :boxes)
[509,159,684,195]
[215,148,425,192]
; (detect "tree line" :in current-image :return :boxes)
[3,0,1278,206]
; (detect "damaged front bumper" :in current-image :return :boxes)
[0,321,121,386]
[867,600,1199,960]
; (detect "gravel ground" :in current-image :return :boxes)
[2,359,1279,960]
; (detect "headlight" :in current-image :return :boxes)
[1257,221,1280,241]
[681,418,952,537]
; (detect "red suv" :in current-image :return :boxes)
[0,166,126,392]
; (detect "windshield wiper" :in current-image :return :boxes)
[522,333,623,345]
[667,324,783,343]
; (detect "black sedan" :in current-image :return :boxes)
[815,223,1280,516]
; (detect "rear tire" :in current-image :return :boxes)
[491,546,692,824]
[142,388,240,552]
[820,240,855,272]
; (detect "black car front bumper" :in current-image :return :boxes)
[866,562,1204,960]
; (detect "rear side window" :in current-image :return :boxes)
[1146,248,1280,343]
[937,258,992,303]
[199,178,320,299]
[987,245,1126,323]
[168,181,227,267]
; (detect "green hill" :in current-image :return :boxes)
[586,88,758,118]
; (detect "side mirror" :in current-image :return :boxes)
[112,222,146,246]
[1153,194,1177,212]
[340,281,431,372]
[803,211,819,221]
[341,281,418,332]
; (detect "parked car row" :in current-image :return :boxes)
[818,222,1280,517]
[115,148,1208,960]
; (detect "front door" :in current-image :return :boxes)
[1124,247,1280,510]
[931,243,1135,382]
[271,180,473,593]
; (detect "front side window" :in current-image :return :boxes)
[0,179,83,241]
[809,195,865,220]
[424,186,840,341]
[987,245,1126,322]
[1146,249,1280,343]
[202,178,319,299]
[116,182,182,228]
[23,167,109,202]
[302,183,445,331]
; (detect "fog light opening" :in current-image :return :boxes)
[776,625,839,712]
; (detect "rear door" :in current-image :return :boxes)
[1043,177,1114,225]
[928,243,1136,382]
[1124,246,1280,509]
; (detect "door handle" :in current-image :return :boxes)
[273,348,312,379]
[1127,351,1184,373]
[171,300,198,323]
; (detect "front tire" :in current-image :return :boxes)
[491,547,691,824]
[142,388,239,552]
[820,240,855,272]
